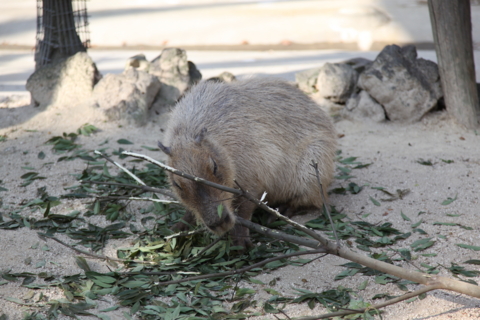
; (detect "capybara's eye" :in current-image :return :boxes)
[212,158,218,175]
[173,180,182,190]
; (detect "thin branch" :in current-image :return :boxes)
[236,217,323,250]
[293,284,441,320]
[165,228,207,239]
[120,151,480,298]
[122,151,240,194]
[94,150,147,186]
[81,180,176,199]
[96,196,179,205]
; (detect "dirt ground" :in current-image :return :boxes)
[1,78,480,319]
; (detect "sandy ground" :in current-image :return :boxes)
[1,49,480,319]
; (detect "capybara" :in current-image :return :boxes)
[158,77,337,249]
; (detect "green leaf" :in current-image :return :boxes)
[217,203,224,219]
[5,297,25,304]
[263,302,279,313]
[117,139,133,145]
[374,275,388,285]
[370,196,381,206]
[456,244,480,251]
[410,238,435,252]
[264,260,286,269]
[76,257,91,272]
[411,219,423,228]
[38,151,46,159]
[122,280,147,288]
[417,158,433,166]
[264,288,281,295]
[401,211,411,222]
[78,123,99,136]
[339,156,358,164]
[21,172,40,179]
[464,260,480,265]
[397,248,411,261]
[433,222,457,226]
[357,280,368,290]
[441,159,454,164]
[236,288,256,297]
[441,194,457,205]
[35,260,46,268]
[141,145,159,151]
[249,278,265,285]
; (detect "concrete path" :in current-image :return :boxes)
[1,0,480,49]
[0,0,479,98]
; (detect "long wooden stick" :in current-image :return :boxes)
[121,150,480,299]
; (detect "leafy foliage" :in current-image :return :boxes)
[2,140,477,319]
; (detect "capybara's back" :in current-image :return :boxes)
[161,77,337,248]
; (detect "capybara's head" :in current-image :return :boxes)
[159,128,236,235]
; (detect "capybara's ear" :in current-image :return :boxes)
[158,141,171,155]
[194,128,208,145]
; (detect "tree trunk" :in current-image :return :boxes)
[428,0,479,129]
[35,0,86,69]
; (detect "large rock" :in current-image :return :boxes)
[295,67,321,94]
[358,45,443,122]
[26,52,101,108]
[149,48,202,107]
[315,62,358,103]
[89,68,161,126]
[345,90,385,122]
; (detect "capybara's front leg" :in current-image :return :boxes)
[229,200,257,249]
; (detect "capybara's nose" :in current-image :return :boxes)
[207,212,232,235]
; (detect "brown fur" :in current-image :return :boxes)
[160,77,337,248]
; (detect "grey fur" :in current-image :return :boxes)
[163,77,337,248]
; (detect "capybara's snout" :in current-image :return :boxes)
[201,204,236,235]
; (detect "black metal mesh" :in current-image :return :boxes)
[35,0,90,68]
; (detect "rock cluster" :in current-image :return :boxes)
[91,48,202,125]
[26,48,203,126]
[296,44,444,123]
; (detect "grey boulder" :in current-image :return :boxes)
[315,62,358,103]
[295,67,321,94]
[358,44,443,122]
[26,52,101,108]
[89,68,161,126]
[149,48,202,107]
[345,90,385,122]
